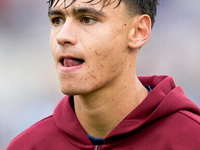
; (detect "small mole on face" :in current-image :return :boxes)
[124,24,126,26]
[95,50,101,56]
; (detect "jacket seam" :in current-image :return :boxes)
[178,110,200,125]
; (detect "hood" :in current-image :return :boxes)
[104,75,200,146]
[53,75,200,149]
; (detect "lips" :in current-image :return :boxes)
[59,56,84,68]
[62,58,84,67]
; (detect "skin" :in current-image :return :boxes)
[49,0,151,138]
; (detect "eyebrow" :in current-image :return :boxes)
[72,7,106,17]
[48,9,65,17]
[48,7,106,17]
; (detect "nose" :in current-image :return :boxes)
[56,19,77,46]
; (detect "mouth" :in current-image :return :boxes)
[60,57,85,68]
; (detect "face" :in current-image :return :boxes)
[49,0,135,95]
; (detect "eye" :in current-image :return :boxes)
[81,17,97,25]
[51,17,64,26]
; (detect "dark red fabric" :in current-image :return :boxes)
[7,75,200,150]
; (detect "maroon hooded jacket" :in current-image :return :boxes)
[7,75,200,150]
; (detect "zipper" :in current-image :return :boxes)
[94,145,101,150]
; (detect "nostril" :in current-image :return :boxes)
[56,36,77,46]
[64,41,72,44]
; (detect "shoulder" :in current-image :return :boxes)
[155,110,200,148]
[16,115,57,138]
[136,111,200,149]
[7,115,64,150]
[157,110,200,134]
[171,110,200,136]
[178,110,200,124]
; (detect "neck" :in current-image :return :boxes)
[74,75,149,138]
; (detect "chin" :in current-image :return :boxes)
[61,88,76,96]
[60,84,100,96]
[60,86,88,96]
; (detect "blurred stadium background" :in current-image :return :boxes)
[0,0,200,149]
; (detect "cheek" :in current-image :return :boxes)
[87,31,127,67]
[50,34,58,61]
[91,47,125,77]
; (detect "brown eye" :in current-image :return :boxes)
[51,17,63,26]
[81,17,96,25]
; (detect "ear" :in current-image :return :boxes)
[128,14,151,49]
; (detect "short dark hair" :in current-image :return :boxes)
[47,0,159,27]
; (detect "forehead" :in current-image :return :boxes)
[50,0,120,11]
[49,0,132,22]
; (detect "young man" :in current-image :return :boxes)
[7,0,200,149]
